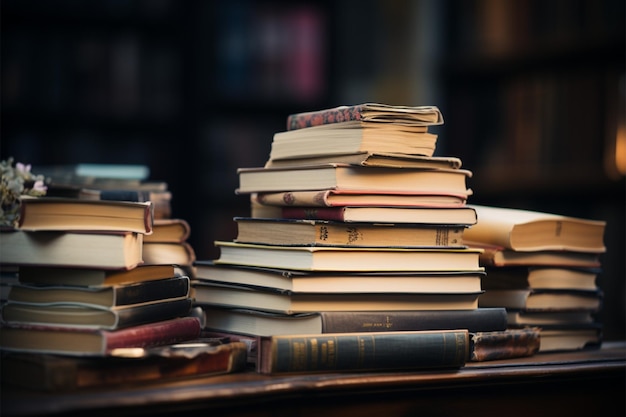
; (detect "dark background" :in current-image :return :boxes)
[2,0,624,340]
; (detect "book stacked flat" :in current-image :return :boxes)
[0,167,201,357]
[465,204,607,352]
[192,103,534,374]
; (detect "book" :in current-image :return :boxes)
[0,316,202,356]
[192,282,481,314]
[17,197,153,234]
[0,229,143,270]
[269,122,438,160]
[1,297,194,330]
[236,164,472,195]
[478,289,603,312]
[278,206,478,226]
[193,262,485,294]
[213,241,484,272]
[0,340,248,391]
[473,244,602,268]
[538,326,602,352]
[17,264,179,287]
[143,218,191,243]
[77,188,173,220]
[285,103,444,130]
[264,153,462,170]
[506,311,595,327]
[256,329,468,374]
[469,327,541,361]
[233,217,466,247]
[464,205,607,253]
[142,241,197,267]
[6,275,190,308]
[252,189,470,208]
[199,306,508,336]
[481,267,599,291]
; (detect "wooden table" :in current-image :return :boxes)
[3,341,625,417]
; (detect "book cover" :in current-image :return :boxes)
[142,241,197,268]
[144,218,191,243]
[236,164,472,195]
[472,244,602,268]
[257,329,468,374]
[0,229,144,270]
[1,297,194,330]
[1,340,248,391]
[481,266,600,291]
[0,316,202,356]
[199,306,508,336]
[279,206,478,226]
[213,241,484,272]
[464,204,607,253]
[285,103,444,130]
[7,275,190,308]
[233,217,466,247]
[17,197,154,234]
[478,288,603,312]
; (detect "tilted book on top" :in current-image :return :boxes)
[286,103,444,130]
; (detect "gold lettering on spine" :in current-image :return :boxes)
[291,341,307,371]
[309,338,318,370]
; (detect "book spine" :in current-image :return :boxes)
[258,330,469,374]
[286,105,365,130]
[113,276,190,306]
[319,309,508,333]
[470,328,541,361]
[103,316,201,353]
[255,191,332,207]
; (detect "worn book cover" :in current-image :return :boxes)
[470,327,541,361]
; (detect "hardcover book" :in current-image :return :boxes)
[257,329,468,374]
[233,217,466,247]
[278,206,478,226]
[464,205,607,253]
[469,327,541,361]
[269,122,438,160]
[193,262,484,294]
[6,275,190,308]
[472,244,602,268]
[213,241,484,272]
[0,316,202,356]
[143,218,191,243]
[285,103,444,130]
[252,190,469,209]
[236,164,472,195]
[1,297,194,330]
[142,241,197,268]
[0,340,248,391]
[17,196,153,234]
[199,306,508,336]
[481,266,599,291]
[0,229,144,270]
[478,289,603,312]
[191,282,481,314]
[264,153,462,170]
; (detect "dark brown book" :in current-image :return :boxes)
[470,327,541,361]
[0,339,248,391]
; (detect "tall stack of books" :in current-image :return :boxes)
[0,167,202,357]
[192,103,534,374]
[464,204,607,352]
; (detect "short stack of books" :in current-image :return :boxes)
[0,173,201,357]
[192,103,538,374]
[465,204,607,352]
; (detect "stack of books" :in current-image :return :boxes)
[0,169,202,357]
[193,103,537,374]
[464,204,607,352]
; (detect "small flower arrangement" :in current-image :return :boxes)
[1,157,47,228]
